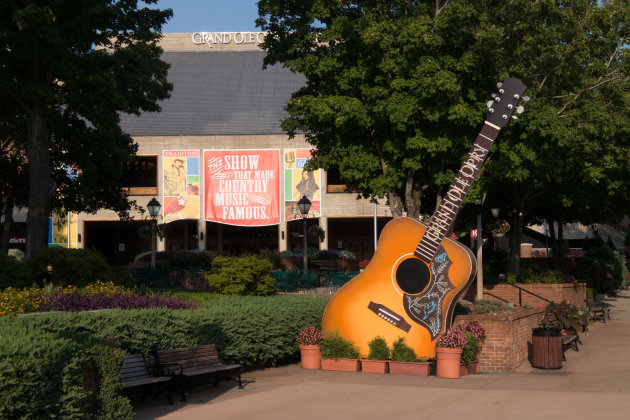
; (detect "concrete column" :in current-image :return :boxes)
[320,216,328,250]
[279,221,287,251]
[198,219,206,251]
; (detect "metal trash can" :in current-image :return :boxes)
[531,327,562,369]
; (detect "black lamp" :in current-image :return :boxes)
[147,198,161,218]
[297,195,312,216]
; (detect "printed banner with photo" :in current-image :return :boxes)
[204,149,280,226]
[48,210,77,248]
[284,148,321,220]
[163,150,200,223]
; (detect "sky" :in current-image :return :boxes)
[152,0,261,33]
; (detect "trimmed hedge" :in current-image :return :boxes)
[204,255,276,296]
[0,295,328,417]
[0,324,132,419]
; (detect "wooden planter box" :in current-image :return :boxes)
[321,358,361,372]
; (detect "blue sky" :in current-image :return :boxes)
[153,0,260,33]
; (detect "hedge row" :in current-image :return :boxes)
[0,295,328,418]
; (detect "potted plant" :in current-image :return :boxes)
[388,337,431,376]
[488,219,510,237]
[320,330,361,371]
[541,300,590,335]
[435,328,467,379]
[361,336,390,374]
[297,326,325,369]
[457,320,486,373]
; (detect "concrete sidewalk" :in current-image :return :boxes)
[134,290,630,420]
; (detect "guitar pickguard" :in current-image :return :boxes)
[402,246,455,339]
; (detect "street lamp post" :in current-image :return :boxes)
[297,195,312,272]
[147,198,161,269]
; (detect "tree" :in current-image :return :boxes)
[478,0,630,274]
[0,0,173,257]
[257,0,505,218]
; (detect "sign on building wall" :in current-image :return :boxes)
[163,150,200,223]
[48,210,77,248]
[204,149,280,226]
[284,149,321,220]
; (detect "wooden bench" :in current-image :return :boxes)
[561,334,579,360]
[585,298,610,323]
[120,353,173,404]
[153,344,243,402]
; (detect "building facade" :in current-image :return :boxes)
[71,33,393,265]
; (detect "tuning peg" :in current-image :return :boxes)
[512,116,519,120]
[491,93,497,98]
[523,96,531,102]
[502,114,508,120]
[516,105,525,114]
[487,101,494,109]
[497,82,503,89]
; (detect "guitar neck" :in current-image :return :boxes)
[414,122,500,264]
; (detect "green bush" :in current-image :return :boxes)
[257,249,283,270]
[390,337,417,362]
[0,323,132,419]
[0,255,31,289]
[583,238,627,292]
[461,332,480,365]
[25,247,128,288]
[320,330,359,360]
[166,251,217,270]
[367,336,390,360]
[507,262,563,284]
[204,255,276,295]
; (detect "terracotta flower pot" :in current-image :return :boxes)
[299,344,322,370]
[466,360,479,374]
[435,347,463,379]
[360,359,388,374]
[459,363,468,376]
[321,358,361,372]
[388,361,431,376]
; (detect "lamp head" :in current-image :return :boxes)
[297,195,312,216]
[147,198,161,218]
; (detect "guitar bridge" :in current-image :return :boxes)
[368,301,411,333]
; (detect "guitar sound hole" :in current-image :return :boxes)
[395,258,430,295]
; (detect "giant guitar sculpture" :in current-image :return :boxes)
[322,78,528,358]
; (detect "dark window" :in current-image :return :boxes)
[121,155,157,195]
[326,168,347,193]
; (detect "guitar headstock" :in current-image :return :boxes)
[486,77,528,129]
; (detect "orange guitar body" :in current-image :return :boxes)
[321,217,476,358]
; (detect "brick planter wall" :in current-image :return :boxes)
[463,282,586,308]
[454,308,544,372]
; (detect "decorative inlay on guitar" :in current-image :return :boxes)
[321,78,528,358]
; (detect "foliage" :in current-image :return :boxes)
[0,254,30,290]
[0,281,196,316]
[296,326,324,346]
[488,219,510,235]
[390,337,417,362]
[582,238,627,292]
[542,300,590,334]
[320,330,360,360]
[307,225,326,243]
[457,320,486,345]
[0,0,173,256]
[367,336,390,361]
[279,250,298,258]
[166,251,217,271]
[0,324,132,419]
[1,294,329,368]
[506,262,564,285]
[257,249,283,270]
[204,255,276,296]
[26,246,132,288]
[436,328,467,349]
[338,250,357,261]
[461,332,480,366]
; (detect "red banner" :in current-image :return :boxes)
[204,150,280,226]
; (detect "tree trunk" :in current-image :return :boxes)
[0,199,13,257]
[387,191,404,218]
[508,208,525,275]
[404,170,422,220]
[25,100,55,258]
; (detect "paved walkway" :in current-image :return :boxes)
[134,290,630,420]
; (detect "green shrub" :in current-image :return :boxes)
[367,336,390,360]
[583,238,627,292]
[204,255,276,295]
[0,323,132,419]
[257,249,283,269]
[320,330,359,360]
[461,332,480,365]
[390,337,417,362]
[166,251,217,271]
[25,247,122,288]
[0,255,31,289]
[507,262,563,284]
